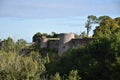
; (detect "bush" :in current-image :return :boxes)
[0,51,45,80]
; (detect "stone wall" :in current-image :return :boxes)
[40,36,48,48]
[71,38,93,47]
[39,33,93,56]
[58,33,75,56]
[47,40,59,51]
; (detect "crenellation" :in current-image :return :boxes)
[39,33,93,56]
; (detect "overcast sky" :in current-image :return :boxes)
[0,0,120,42]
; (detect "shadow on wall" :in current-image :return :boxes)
[39,33,93,56]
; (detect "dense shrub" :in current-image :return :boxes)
[0,51,45,80]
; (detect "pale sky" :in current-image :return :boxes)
[0,0,120,42]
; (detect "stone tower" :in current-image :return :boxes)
[58,33,75,56]
[40,36,48,48]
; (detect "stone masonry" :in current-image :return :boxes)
[40,33,93,56]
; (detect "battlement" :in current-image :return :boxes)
[39,33,93,56]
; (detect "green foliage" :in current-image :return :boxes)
[0,51,45,80]
[44,53,50,64]
[85,17,92,37]
[115,17,120,26]
[68,70,81,80]
[32,32,60,43]
[87,15,111,24]
[74,34,80,38]
[88,15,97,22]
[79,31,87,38]
[50,32,60,38]
[50,73,61,80]
[15,39,26,53]
[47,34,120,80]
[0,15,120,80]
[93,17,120,38]
[49,70,81,80]
[28,51,41,61]
[0,38,27,53]
[46,47,86,77]
[32,33,42,51]
[33,32,42,42]
[97,16,111,23]
[40,48,59,62]
[0,37,15,52]
[85,15,97,37]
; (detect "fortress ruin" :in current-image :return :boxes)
[39,33,93,56]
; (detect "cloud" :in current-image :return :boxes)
[0,0,119,18]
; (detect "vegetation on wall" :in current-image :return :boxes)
[0,15,120,80]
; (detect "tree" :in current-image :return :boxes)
[51,32,60,38]
[88,15,97,23]
[15,39,26,53]
[1,37,15,52]
[93,17,120,38]
[74,33,80,38]
[68,70,81,80]
[0,51,46,80]
[85,20,91,37]
[85,15,112,37]
[97,16,112,24]
[32,32,42,42]
[42,33,48,37]
[115,17,120,26]
[32,32,42,50]
[50,73,61,80]
[79,31,87,38]
[114,17,120,34]
[85,15,97,37]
